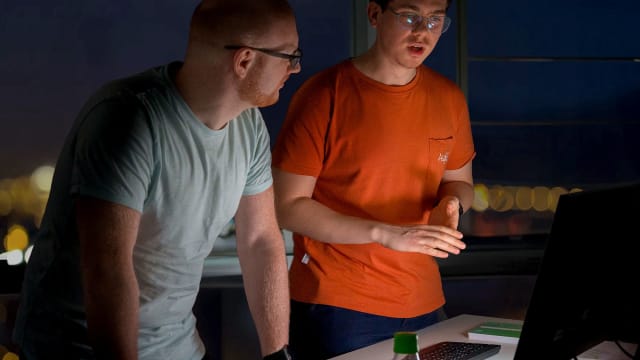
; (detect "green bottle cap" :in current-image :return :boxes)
[393,332,419,354]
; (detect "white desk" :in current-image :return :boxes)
[330,314,521,360]
[329,314,638,360]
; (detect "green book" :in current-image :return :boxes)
[467,321,522,344]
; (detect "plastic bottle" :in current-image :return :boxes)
[391,331,420,360]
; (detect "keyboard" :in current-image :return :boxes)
[414,341,501,360]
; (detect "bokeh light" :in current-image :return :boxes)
[515,187,533,211]
[2,351,19,360]
[488,185,514,212]
[31,165,55,193]
[472,184,489,212]
[4,225,29,252]
[470,184,581,214]
[548,187,568,211]
[532,186,550,212]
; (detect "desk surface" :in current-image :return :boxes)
[330,314,521,360]
[329,314,638,360]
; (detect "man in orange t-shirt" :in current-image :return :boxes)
[271,0,475,358]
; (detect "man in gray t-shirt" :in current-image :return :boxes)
[13,0,302,359]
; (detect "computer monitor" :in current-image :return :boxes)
[514,183,640,359]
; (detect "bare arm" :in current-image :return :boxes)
[234,186,290,356]
[429,161,475,229]
[272,168,466,258]
[76,197,140,360]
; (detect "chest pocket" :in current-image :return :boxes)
[428,136,454,179]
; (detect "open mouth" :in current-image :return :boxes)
[408,45,425,55]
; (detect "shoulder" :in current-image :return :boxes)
[76,63,180,127]
[288,60,356,111]
[235,107,264,126]
[419,65,454,84]
[419,66,464,95]
[231,108,268,138]
[85,63,173,110]
[297,60,353,92]
[312,60,351,80]
[72,68,172,146]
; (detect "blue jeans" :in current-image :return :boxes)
[289,300,443,360]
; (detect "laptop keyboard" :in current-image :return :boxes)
[414,341,501,360]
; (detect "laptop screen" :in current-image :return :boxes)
[513,183,640,359]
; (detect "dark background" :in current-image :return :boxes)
[1,0,638,185]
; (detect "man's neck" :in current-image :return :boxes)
[174,62,246,130]
[351,49,417,86]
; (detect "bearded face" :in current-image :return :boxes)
[238,56,281,107]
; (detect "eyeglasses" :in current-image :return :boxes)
[224,45,302,68]
[388,8,451,34]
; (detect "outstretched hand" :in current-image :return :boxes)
[377,223,465,258]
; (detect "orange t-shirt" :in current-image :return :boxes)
[272,60,476,318]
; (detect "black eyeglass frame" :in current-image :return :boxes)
[387,8,452,34]
[224,45,302,68]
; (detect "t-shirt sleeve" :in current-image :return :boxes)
[271,74,333,177]
[71,96,154,212]
[446,90,476,170]
[243,108,273,196]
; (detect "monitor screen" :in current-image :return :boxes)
[514,182,640,359]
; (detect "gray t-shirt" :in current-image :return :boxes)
[14,62,273,359]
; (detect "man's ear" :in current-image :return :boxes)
[232,48,255,79]
[368,2,382,28]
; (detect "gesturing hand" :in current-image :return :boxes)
[429,196,463,229]
[377,223,466,258]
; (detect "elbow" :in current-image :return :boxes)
[274,198,293,230]
[273,196,305,231]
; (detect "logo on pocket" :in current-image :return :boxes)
[438,152,449,163]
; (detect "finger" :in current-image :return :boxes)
[403,242,450,257]
[442,235,466,250]
[444,200,460,217]
[408,225,463,239]
[401,240,460,257]
[404,231,466,251]
[415,232,466,250]
[423,245,450,258]
[420,237,466,253]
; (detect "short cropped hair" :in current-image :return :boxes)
[189,0,294,47]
